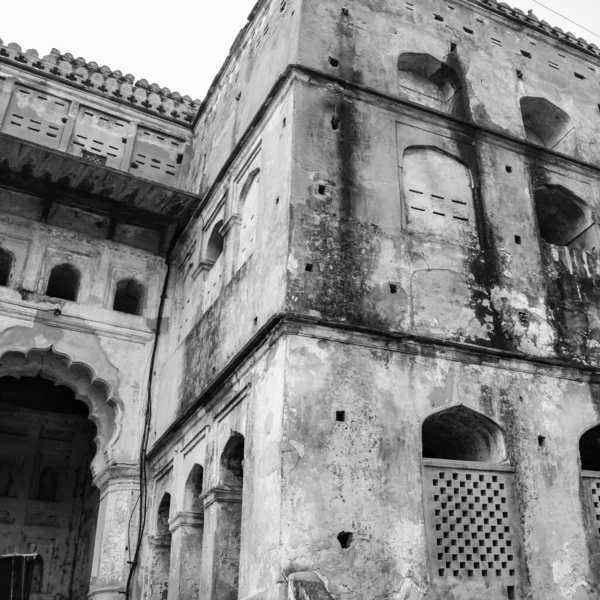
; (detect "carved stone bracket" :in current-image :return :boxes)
[220,214,242,237]
[201,485,243,509]
[168,510,204,533]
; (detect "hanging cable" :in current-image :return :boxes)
[124,259,171,599]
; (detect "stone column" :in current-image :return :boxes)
[88,466,139,600]
[167,511,204,600]
[199,486,243,600]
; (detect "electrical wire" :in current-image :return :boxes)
[124,260,171,599]
[528,0,600,41]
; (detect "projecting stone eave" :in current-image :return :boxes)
[0,132,201,248]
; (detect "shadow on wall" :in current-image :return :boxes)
[398,53,466,118]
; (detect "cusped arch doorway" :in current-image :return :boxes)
[0,375,99,600]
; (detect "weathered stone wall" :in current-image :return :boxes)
[280,327,600,599]
[151,85,294,440]
[146,331,287,600]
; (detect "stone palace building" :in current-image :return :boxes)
[0,0,600,599]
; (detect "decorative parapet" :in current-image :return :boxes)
[0,39,201,126]
[474,0,600,60]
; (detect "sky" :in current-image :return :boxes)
[1,0,598,102]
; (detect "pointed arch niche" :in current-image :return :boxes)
[421,406,524,598]
[398,53,465,117]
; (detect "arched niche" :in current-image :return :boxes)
[520,97,572,150]
[238,169,259,266]
[46,263,80,301]
[157,492,172,537]
[184,464,204,513]
[580,425,600,472]
[0,247,14,287]
[398,53,465,117]
[113,278,145,316]
[422,405,507,464]
[206,220,224,264]
[534,185,598,251]
[220,432,245,488]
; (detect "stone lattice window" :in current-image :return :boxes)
[422,407,522,598]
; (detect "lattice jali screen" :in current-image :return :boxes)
[423,460,522,597]
[582,473,600,537]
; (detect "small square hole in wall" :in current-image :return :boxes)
[341,7,349,16]
[282,117,286,128]
[434,13,444,21]
[506,165,512,173]
[329,57,339,67]
[521,50,532,58]
[337,531,353,548]
[464,27,474,34]
[275,196,280,205]
[390,283,398,294]
[254,317,258,326]
[336,410,346,422]
[305,263,314,272]
[516,70,523,79]
[318,184,326,195]
[538,435,546,448]
[515,235,521,245]
[450,42,458,53]
[575,72,586,80]
[331,115,340,130]
[507,586,515,600]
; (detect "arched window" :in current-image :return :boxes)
[580,426,600,541]
[398,53,465,117]
[46,264,80,301]
[239,169,259,266]
[422,407,521,595]
[37,467,59,501]
[215,433,245,598]
[113,278,145,315]
[0,247,14,287]
[422,405,506,463]
[534,185,598,252]
[206,220,224,264]
[520,97,572,150]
